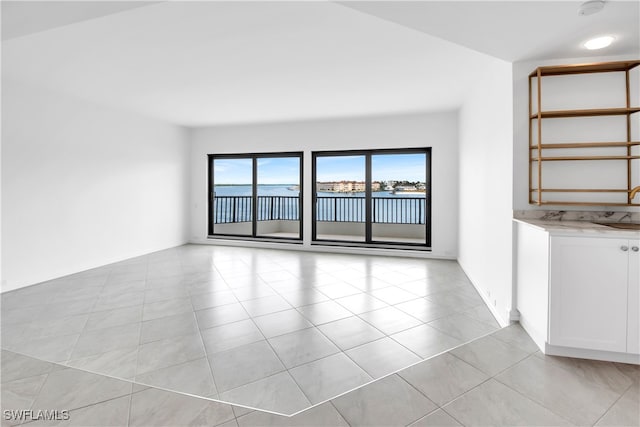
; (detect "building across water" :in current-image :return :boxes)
[316,181,381,192]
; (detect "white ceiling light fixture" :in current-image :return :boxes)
[578,0,606,16]
[584,35,615,50]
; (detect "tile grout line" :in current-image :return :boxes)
[18,392,138,427]
[14,308,501,421]
[283,327,503,418]
[328,400,354,427]
[182,257,238,426]
[4,244,509,421]
[392,374,443,426]
[126,389,133,427]
[339,334,420,377]
[20,366,51,425]
[213,290,310,415]
[189,270,224,402]
[310,322,377,378]
[132,259,149,384]
[489,332,540,355]
[251,307,317,414]
[489,353,580,426]
[405,407,459,427]
[386,324,456,360]
[355,307,426,336]
[446,336,531,378]
[529,350,638,393]
[13,363,142,427]
[439,404,468,427]
[589,375,636,427]
[58,274,104,366]
[316,319,385,353]
[3,348,227,416]
[391,340,510,416]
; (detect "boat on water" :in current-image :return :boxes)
[391,185,425,194]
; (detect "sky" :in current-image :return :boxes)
[213,153,426,184]
[317,153,426,182]
[214,157,300,184]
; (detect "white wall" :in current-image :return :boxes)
[1,80,190,292]
[513,53,640,211]
[458,58,514,326]
[190,112,459,258]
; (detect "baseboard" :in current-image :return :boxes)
[453,263,510,328]
[189,238,456,260]
[519,316,546,352]
[1,239,190,294]
[544,343,640,365]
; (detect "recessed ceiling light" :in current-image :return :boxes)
[584,35,615,50]
[578,0,605,16]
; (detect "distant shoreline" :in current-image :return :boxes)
[214,184,426,196]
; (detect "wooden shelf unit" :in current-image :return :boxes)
[532,155,640,162]
[530,107,640,119]
[529,60,640,206]
[531,141,640,149]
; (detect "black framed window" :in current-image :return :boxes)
[312,148,431,249]
[208,152,303,242]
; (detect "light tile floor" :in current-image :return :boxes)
[1,244,500,415]
[1,245,638,426]
[1,324,638,426]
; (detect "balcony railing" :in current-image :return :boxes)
[374,197,425,224]
[316,196,425,224]
[213,195,426,225]
[213,196,300,224]
[315,196,364,222]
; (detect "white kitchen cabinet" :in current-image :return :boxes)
[549,236,636,353]
[627,241,640,354]
[515,219,640,364]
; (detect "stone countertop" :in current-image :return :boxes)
[514,218,640,238]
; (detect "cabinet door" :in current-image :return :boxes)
[628,240,639,354]
[549,236,628,352]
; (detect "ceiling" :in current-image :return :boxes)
[1,1,159,41]
[341,1,639,62]
[2,1,638,127]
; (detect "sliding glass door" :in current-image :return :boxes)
[312,148,430,248]
[256,156,301,238]
[209,153,302,241]
[314,155,366,242]
[211,157,253,236]
[371,152,427,244]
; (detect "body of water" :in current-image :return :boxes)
[213,185,425,198]
[212,185,426,224]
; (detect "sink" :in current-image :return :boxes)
[593,222,640,230]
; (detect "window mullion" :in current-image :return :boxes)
[365,153,372,243]
[252,157,258,238]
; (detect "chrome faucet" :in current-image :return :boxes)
[630,186,640,201]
